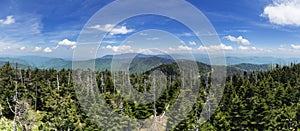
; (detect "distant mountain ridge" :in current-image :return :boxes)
[0,54,298,74]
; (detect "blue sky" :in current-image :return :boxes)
[0,0,300,58]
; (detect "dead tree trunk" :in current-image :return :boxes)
[35,82,38,111]
[56,75,60,91]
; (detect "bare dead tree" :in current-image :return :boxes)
[56,74,60,91]
[113,72,116,94]
[6,81,18,131]
[101,73,104,93]
[19,69,24,85]
[144,79,147,94]
[152,75,157,128]
[67,71,71,86]
[35,82,38,111]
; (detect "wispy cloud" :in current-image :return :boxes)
[146,37,159,41]
[102,40,117,44]
[224,29,250,33]
[0,14,44,47]
[139,32,148,36]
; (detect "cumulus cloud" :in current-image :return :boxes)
[224,35,250,45]
[0,16,15,25]
[58,39,76,46]
[33,47,42,52]
[57,39,76,49]
[189,41,197,46]
[291,44,300,49]
[43,47,52,53]
[261,0,300,26]
[89,24,134,35]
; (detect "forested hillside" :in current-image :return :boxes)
[0,62,299,130]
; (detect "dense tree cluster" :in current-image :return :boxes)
[0,62,299,130]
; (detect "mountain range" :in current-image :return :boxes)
[0,53,298,74]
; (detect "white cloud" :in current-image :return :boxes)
[210,44,233,50]
[238,46,257,50]
[189,41,197,46]
[33,47,42,52]
[262,0,300,26]
[251,47,257,50]
[106,45,112,49]
[224,35,250,45]
[291,44,300,49]
[56,39,77,49]
[58,39,76,46]
[43,47,52,53]
[197,45,209,50]
[177,45,192,51]
[238,46,249,50]
[20,47,26,50]
[106,45,132,53]
[105,45,152,54]
[168,44,232,53]
[89,24,134,35]
[196,44,233,51]
[0,16,15,25]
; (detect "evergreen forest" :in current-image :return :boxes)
[0,62,299,130]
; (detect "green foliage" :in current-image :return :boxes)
[0,61,299,130]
